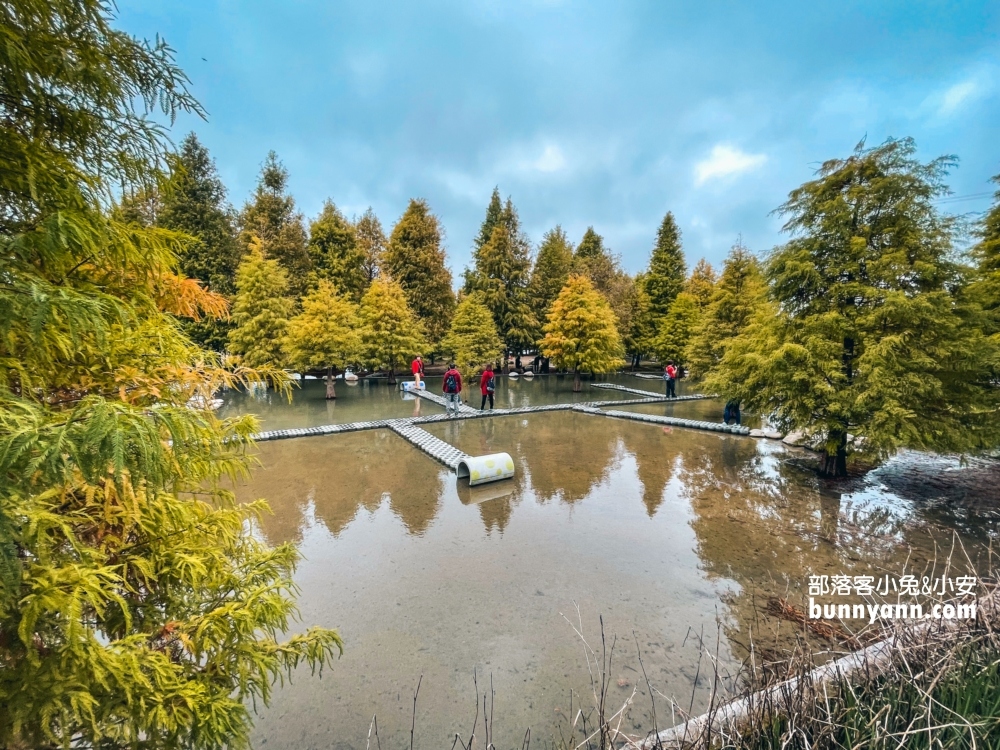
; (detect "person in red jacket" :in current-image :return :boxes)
[479,363,496,410]
[664,360,677,398]
[410,355,424,388]
[442,363,463,416]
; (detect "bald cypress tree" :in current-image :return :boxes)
[685,258,717,309]
[359,278,427,384]
[158,133,240,350]
[239,152,311,297]
[441,293,504,384]
[161,133,239,294]
[643,211,687,325]
[384,198,455,347]
[0,3,340,745]
[973,174,1000,336]
[356,207,387,284]
[685,242,765,379]
[530,226,574,318]
[469,198,536,358]
[228,242,293,368]
[463,187,504,293]
[307,200,367,301]
[575,226,606,261]
[972,176,1000,453]
[707,138,1000,476]
[572,227,636,354]
[540,275,624,391]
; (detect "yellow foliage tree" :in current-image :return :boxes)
[539,275,624,391]
[440,293,504,386]
[284,280,361,398]
[359,278,426,384]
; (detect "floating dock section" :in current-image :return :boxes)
[573,404,750,435]
[414,389,479,414]
[385,420,470,469]
[385,419,514,486]
[589,383,714,400]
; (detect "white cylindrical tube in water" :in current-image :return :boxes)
[456,452,515,486]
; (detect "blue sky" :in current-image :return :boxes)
[119,0,999,278]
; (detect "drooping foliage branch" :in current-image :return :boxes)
[0,2,342,747]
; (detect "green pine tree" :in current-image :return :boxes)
[529,226,574,318]
[307,200,367,301]
[643,211,687,324]
[284,280,361,398]
[359,278,427,384]
[158,132,240,350]
[384,198,456,348]
[239,151,311,297]
[440,293,505,384]
[706,138,1000,476]
[228,241,294,368]
[540,275,624,391]
[0,3,340,746]
[356,207,387,284]
[685,241,765,379]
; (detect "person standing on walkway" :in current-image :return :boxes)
[480,363,496,410]
[443,363,463,416]
[724,399,741,425]
[411,355,424,388]
[664,361,678,398]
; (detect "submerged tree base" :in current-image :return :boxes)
[819,450,848,478]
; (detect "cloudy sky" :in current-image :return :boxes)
[119,0,999,277]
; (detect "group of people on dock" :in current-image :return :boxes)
[412,355,742,425]
[411,356,496,417]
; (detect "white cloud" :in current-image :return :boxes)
[694,144,767,186]
[531,144,567,173]
[938,80,978,116]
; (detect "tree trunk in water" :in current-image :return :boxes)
[325,367,337,399]
[573,370,582,392]
[388,366,396,385]
[820,431,848,477]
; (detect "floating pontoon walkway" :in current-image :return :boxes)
[573,404,751,435]
[413,389,479,414]
[589,382,715,400]
[385,420,470,469]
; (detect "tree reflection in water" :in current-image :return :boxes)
[233,430,446,543]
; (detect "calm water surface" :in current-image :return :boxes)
[228,376,1000,749]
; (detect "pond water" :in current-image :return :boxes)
[226,376,1000,749]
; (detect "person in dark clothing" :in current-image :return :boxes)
[442,363,463,417]
[479,364,496,410]
[723,399,741,425]
[664,361,677,398]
